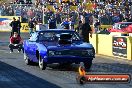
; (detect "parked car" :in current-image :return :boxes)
[23,29,95,70]
[108,22,132,34]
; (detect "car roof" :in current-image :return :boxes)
[36,29,75,32]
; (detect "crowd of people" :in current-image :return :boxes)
[0,0,131,25]
[0,0,132,31]
[0,0,132,34]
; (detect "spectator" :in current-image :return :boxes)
[26,0,32,4]
[10,17,19,37]
[48,16,57,29]
[127,16,132,22]
[80,17,92,43]
[93,19,101,33]
[9,32,23,53]
[68,18,75,30]
[99,14,110,25]
[61,18,69,29]
[112,14,120,23]
[55,11,62,24]
[76,19,82,34]
[16,17,21,36]
[28,18,34,35]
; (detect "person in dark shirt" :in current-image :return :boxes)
[93,19,101,33]
[61,18,69,29]
[17,17,21,36]
[55,12,62,24]
[80,17,92,43]
[127,16,132,22]
[28,18,34,35]
[76,19,82,34]
[48,16,57,29]
[9,32,23,53]
[10,17,18,37]
[69,18,75,30]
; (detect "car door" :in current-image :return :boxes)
[28,32,38,62]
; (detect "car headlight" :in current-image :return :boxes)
[49,51,55,56]
[87,49,94,55]
[55,51,62,55]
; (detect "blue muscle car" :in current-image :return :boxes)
[23,29,95,70]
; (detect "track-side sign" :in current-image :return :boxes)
[112,37,127,58]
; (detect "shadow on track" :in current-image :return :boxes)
[47,63,79,72]
[0,61,61,88]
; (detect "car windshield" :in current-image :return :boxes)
[38,31,81,41]
[120,23,132,29]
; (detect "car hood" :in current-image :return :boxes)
[40,41,93,50]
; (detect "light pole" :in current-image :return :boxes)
[42,5,45,24]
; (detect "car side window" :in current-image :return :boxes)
[71,33,80,41]
[39,32,55,41]
[29,33,38,42]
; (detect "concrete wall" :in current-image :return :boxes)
[89,34,98,53]
[97,34,113,56]
[127,37,132,60]
[90,34,132,60]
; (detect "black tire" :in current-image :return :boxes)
[79,76,87,84]
[24,52,32,65]
[76,76,86,85]
[84,60,92,70]
[39,54,47,70]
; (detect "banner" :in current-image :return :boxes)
[0,16,21,32]
[21,23,29,32]
[90,25,112,30]
[113,37,127,58]
[100,25,112,30]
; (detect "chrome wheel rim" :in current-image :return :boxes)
[39,56,43,69]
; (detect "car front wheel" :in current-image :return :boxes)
[39,54,47,70]
[24,52,32,65]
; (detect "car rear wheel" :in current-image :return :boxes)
[39,54,47,70]
[24,52,32,65]
[84,60,92,71]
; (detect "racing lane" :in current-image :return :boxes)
[0,32,132,88]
